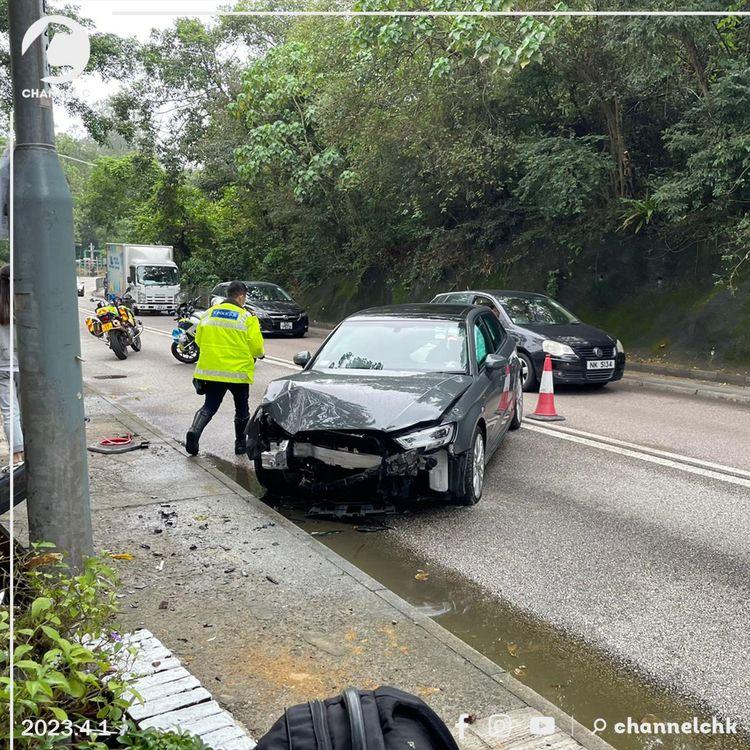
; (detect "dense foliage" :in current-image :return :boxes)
[3,2,750,359]
[0,544,135,748]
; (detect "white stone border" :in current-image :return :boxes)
[121,629,255,750]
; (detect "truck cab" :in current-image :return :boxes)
[106,244,180,315]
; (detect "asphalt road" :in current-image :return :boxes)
[77,288,750,729]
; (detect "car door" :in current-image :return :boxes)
[482,313,518,434]
[472,313,507,449]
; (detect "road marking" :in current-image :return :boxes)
[261,355,298,371]
[523,423,750,480]
[522,422,750,489]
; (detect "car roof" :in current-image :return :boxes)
[350,303,476,322]
[212,280,283,291]
[436,289,548,299]
[477,289,548,298]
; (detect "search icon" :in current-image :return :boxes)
[592,719,607,734]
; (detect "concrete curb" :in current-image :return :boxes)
[89,384,616,750]
[622,373,750,406]
[627,361,750,387]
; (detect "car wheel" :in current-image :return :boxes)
[509,376,523,430]
[254,459,299,497]
[519,352,538,392]
[453,425,485,506]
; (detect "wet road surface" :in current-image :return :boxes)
[78,289,750,743]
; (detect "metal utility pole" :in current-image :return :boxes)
[9,0,93,568]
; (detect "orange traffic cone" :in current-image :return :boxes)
[527,354,565,422]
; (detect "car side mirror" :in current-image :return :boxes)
[485,353,507,371]
[293,350,312,367]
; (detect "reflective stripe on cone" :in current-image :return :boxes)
[526,353,565,422]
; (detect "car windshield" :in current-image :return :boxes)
[497,295,579,325]
[212,282,293,302]
[313,319,468,373]
[245,283,292,302]
[137,266,179,286]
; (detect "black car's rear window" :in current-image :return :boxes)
[313,319,468,373]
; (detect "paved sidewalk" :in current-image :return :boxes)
[9,390,614,750]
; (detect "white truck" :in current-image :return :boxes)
[106,244,180,315]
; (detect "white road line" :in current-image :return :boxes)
[522,423,750,489]
[262,355,298,371]
[524,422,750,480]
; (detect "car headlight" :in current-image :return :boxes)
[396,423,455,451]
[616,339,625,354]
[542,340,577,357]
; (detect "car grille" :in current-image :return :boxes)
[144,295,175,304]
[269,313,300,321]
[572,344,615,359]
[297,431,385,455]
[585,369,614,382]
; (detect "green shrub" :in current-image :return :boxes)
[118,725,212,750]
[0,543,138,747]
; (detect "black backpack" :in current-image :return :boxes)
[256,687,460,750]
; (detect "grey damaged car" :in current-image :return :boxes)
[245,304,523,506]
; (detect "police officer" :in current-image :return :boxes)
[186,281,265,456]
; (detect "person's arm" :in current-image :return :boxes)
[246,315,265,359]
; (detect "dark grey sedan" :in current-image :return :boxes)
[245,304,522,506]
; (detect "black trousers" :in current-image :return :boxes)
[200,381,250,422]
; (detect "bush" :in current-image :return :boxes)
[118,725,212,750]
[0,543,138,747]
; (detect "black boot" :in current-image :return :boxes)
[234,418,249,455]
[186,409,212,456]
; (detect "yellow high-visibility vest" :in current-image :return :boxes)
[193,301,265,384]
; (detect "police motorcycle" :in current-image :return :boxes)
[171,297,204,364]
[85,295,143,360]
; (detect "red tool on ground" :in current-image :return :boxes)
[87,433,150,454]
[526,354,565,422]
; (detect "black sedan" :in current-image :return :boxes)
[210,281,308,337]
[431,290,625,391]
[246,304,523,506]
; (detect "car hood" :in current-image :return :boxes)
[249,300,304,315]
[521,322,615,346]
[261,370,473,434]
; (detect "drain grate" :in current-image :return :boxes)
[92,375,128,380]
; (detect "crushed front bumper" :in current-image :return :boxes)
[247,416,461,500]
